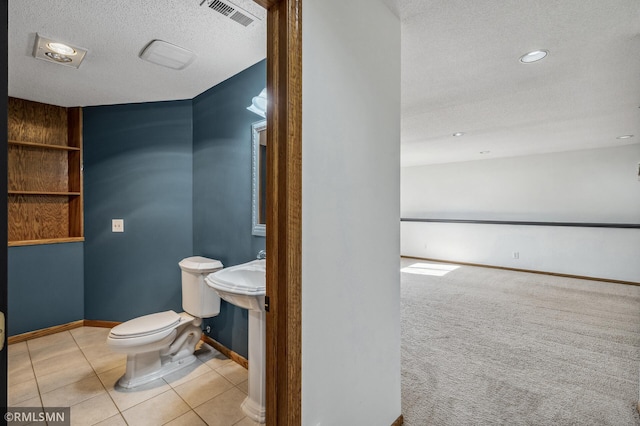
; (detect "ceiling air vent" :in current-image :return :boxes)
[209,0,234,16]
[200,0,258,27]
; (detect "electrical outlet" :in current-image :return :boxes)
[112,219,124,233]
[512,252,519,259]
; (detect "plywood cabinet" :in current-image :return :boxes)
[8,97,83,246]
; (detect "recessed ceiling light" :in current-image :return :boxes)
[453,132,465,137]
[479,151,491,154]
[519,50,548,64]
[616,135,634,139]
[44,52,72,63]
[47,42,76,56]
[33,34,87,68]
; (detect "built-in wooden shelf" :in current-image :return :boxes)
[8,237,85,247]
[8,97,84,246]
[8,140,81,151]
[8,191,82,196]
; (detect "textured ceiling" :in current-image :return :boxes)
[8,1,640,166]
[399,0,640,165]
[8,0,266,107]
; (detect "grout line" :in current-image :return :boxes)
[13,326,250,426]
[70,327,129,424]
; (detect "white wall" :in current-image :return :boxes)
[302,1,401,424]
[401,144,640,282]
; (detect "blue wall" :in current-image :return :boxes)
[8,62,265,360]
[83,101,194,321]
[193,60,266,358]
[8,243,84,335]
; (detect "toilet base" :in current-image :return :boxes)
[117,353,198,389]
[113,322,203,389]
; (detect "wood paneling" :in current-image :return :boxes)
[264,0,303,424]
[8,145,68,192]
[8,195,70,241]
[7,98,83,245]
[8,98,68,146]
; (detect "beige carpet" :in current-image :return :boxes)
[400,258,640,426]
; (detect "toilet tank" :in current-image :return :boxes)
[179,256,223,318]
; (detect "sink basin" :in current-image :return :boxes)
[205,259,265,311]
[205,258,267,423]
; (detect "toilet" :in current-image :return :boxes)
[107,256,223,389]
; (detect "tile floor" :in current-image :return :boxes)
[8,326,259,426]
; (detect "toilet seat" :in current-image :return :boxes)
[110,310,182,339]
[107,310,194,351]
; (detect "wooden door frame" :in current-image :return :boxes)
[1,0,8,412]
[252,0,302,424]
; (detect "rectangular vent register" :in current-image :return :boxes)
[199,0,259,27]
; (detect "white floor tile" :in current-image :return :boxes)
[121,389,190,426]
[69,392,119,426]
[93,414,128,426]
[26,331,75,354]
[196,343,233,370]
[8,357,35,387]
[215,362,248,385]
[8,327,251,426]
[233,417,261,426]
[194,387,247,426]
[8,378,39,406]
[40,375,106,408]
[87,351,127,375]
[35,360,95,394]
[99,364,171,412]
[164,410,208,426]
[31,347,88,377]
[163,358,213,388]
[237,380,248,395]
[173,370,234,408]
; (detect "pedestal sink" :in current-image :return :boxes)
[205,259,266,424]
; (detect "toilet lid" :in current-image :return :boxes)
[110,310,182,338]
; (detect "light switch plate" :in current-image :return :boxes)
[112,219,124,233]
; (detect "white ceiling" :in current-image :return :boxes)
[8,0,266,107]
[8,1,640,167]
[398,0,640,166]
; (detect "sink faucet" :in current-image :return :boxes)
[257,250,266,260]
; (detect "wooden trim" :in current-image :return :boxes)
[391,414,404,426]
[252,0,279,8]
[68,107,84,238]
[8,191,81,196]
[83,319,121,329]
[403,256,640,286]
[8,320,84,344]
[8,237,85,247]
[201,335,249,370]
[401,217,640,229]
[263,0,303,424]
[8,140,81,151]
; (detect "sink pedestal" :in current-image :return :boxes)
[241,309,266,423]
[204,259,267,424]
